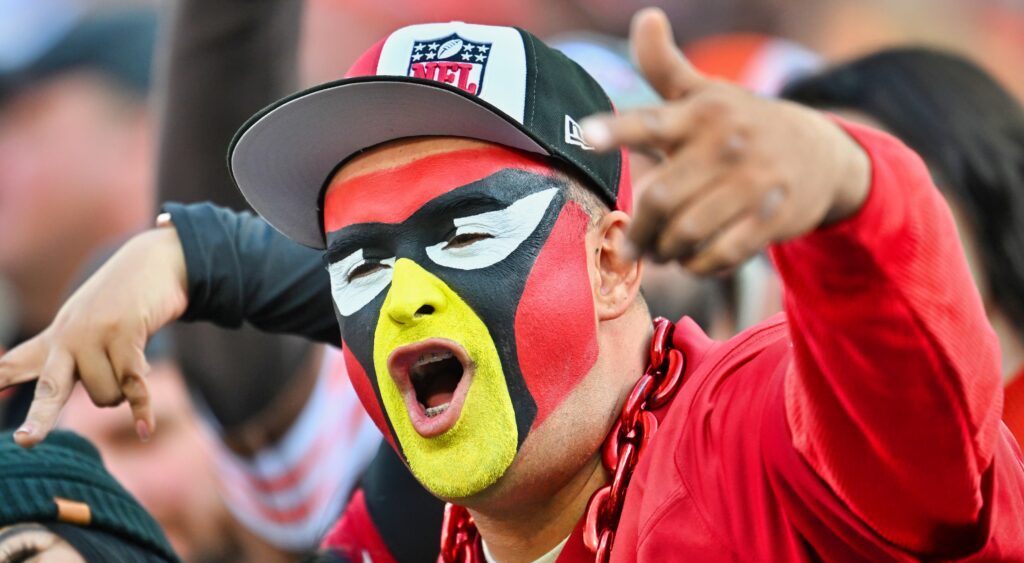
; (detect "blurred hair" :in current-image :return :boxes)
[783,47,1024,339]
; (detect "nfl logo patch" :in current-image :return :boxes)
[407,33,492,95]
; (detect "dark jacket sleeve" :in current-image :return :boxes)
[164,202,340,345]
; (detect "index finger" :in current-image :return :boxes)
[13,349,75,448]
[0,337,48,389]
[581,103,693,153]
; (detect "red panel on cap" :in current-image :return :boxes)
[616,145,633,215]
[323,146,554,231]
[514,201,598,429]
[345,38,387,78]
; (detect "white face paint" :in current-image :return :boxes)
[328,250,396,317]
[426,188,557,270]
[327,187,557,316]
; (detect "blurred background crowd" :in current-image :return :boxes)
[0,0,1022,561]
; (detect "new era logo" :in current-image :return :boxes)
[408,33,492,95]
[564,115,594,151]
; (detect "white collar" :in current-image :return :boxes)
[481,535,570,563]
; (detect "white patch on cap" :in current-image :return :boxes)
[426,188,557,271]
[376,22,528,123]
[328,251,396,317]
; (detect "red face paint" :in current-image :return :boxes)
[343,343,397,451]
[323,146,555,232]
[514,201,598,428]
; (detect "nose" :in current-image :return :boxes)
[383,258,448,325]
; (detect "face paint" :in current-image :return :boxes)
[324,146,598,498]
[374,259,517,496]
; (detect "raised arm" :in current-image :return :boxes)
[165,202,338,343]
[579,8,1002,556]
[0,207,338,447]
[771,121,1001,553]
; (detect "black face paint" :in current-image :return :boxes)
[325,169,569,454]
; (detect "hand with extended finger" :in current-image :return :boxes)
[582,8,870,274]
[0,227,189,447]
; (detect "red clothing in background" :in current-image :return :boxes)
[323,122,1024,561]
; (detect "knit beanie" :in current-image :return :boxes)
[0,430,179,562]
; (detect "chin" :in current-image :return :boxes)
[448,395,611,513]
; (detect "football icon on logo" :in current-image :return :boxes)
[408,34,492,95]
[437,38,464,59]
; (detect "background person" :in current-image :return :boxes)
[782,46,1024,447]
[0,6,156,428]
[59,330,240,563]
[0,429,179,562]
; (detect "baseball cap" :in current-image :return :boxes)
[0,7,157,103]
[229,22,631,249]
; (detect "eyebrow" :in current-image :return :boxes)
[425,193,506,219]
[324,230,384,264]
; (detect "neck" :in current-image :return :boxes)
[473,455,607,562]
[470,307,653,562]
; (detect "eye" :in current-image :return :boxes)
[426,188,558,271]
[444,231,494,250]
[327,250,396,317]
[3,544,41,563]
[348,260,390,281]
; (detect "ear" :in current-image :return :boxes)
[592,210,643,320]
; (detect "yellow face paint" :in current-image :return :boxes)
[373,258,518,498]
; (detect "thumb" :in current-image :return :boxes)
[631,7,705,100]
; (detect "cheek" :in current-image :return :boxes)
[342,343,397,451]
[514,202,598,429]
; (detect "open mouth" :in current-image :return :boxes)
[388,339,474,437]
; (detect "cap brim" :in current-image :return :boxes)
[229,76,547,249]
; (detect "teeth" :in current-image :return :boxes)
[413,350,454,370]
[425,403,450,418]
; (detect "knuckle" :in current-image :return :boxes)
[669,215,702,244]
[691,96,731,126]
[34,376,59,399]
[758,184,788,223]
[716,244,744,267]
[717,128,751,163]
[638,183,673,213]
[96,318,122,338]
[120,372,147,400]
[698,249,732,273]
[88,385,124,407]
[663,77,691,100]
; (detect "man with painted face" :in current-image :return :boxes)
[4,8,1024,562]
